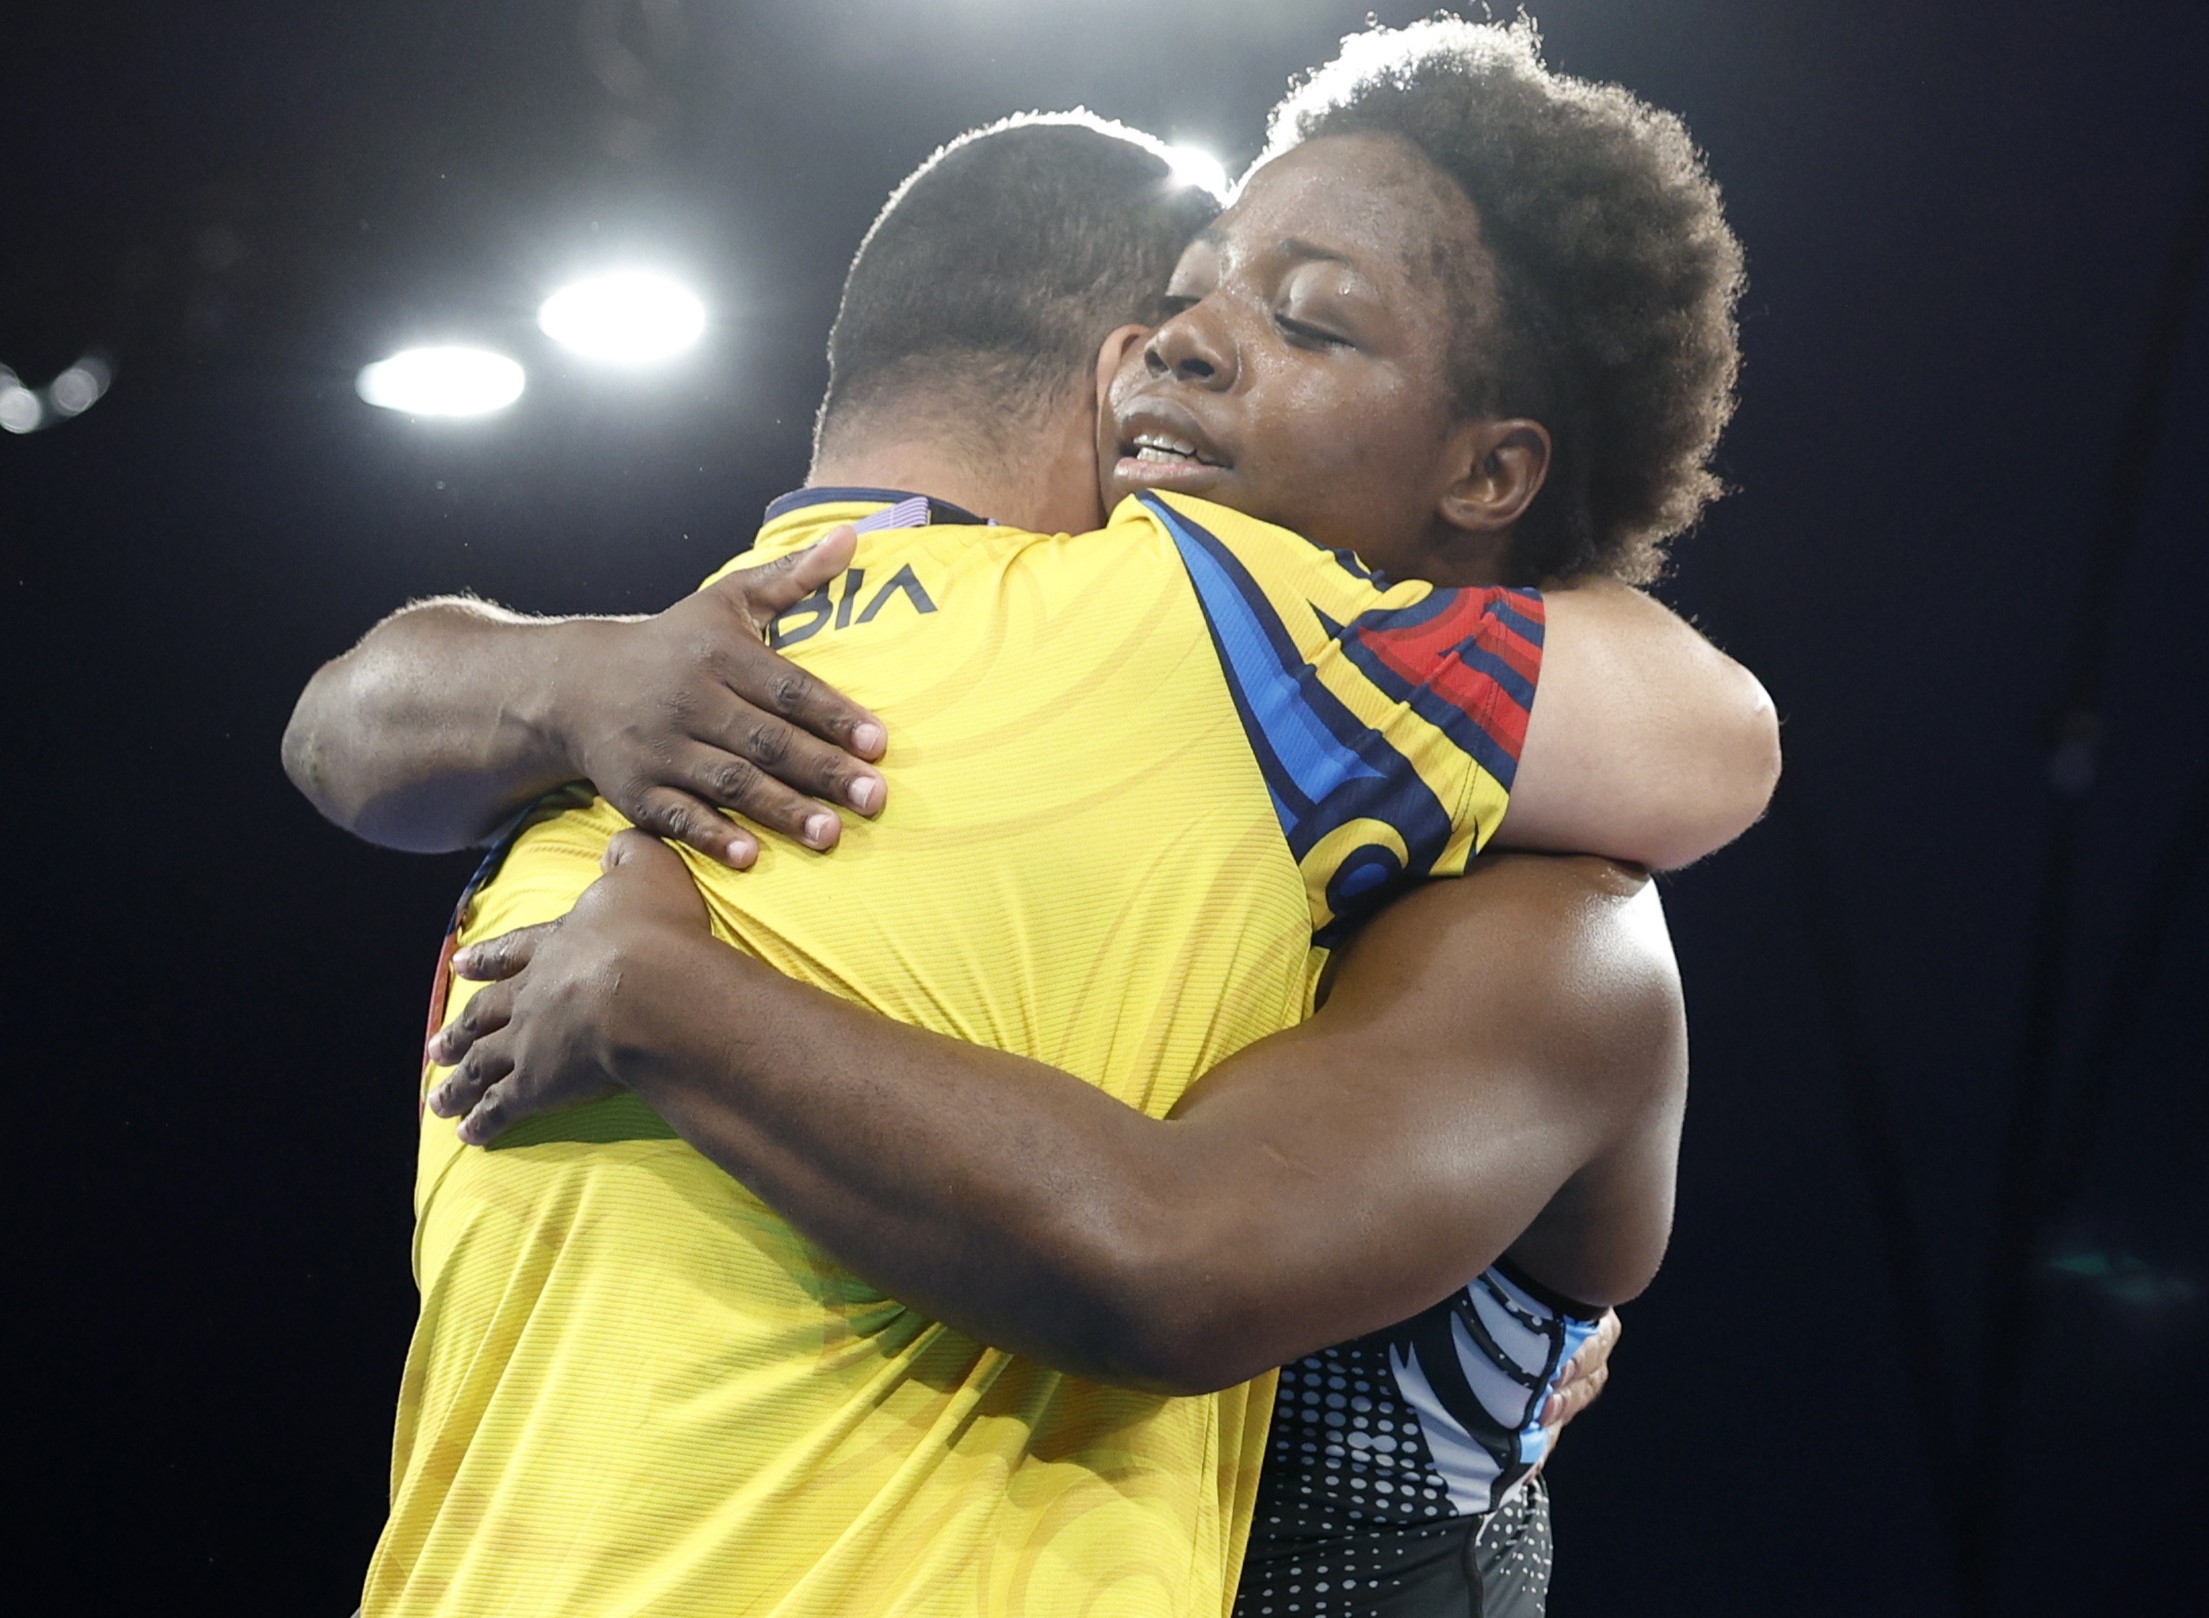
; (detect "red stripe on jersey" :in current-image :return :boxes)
[1426,653,1532,760]
[1350,589,1542,762]
[1354,590,1540,688]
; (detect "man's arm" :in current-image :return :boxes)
[280,529,887,865]
[431,836,1685,1395]
[286,522,1772,875]
[1499,576,1780,870]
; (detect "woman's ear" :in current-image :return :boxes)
[1439,417,1551,536]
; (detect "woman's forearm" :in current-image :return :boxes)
[619,937,1206,1388]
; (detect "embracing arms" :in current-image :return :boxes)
[286,537,1775,872]
[429,837,1684,1395]
[1509,577,1779,869]
[281,529,888,865]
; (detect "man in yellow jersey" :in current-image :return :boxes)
[290,21,1770,1618]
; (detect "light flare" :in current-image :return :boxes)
[356,346,526,417]
[537,270,706,364]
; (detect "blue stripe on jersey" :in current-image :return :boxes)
[1491,594,1547,653]
[1455,635,1538,716]
[1145,495,1460,939]
[1166,511,1389,821]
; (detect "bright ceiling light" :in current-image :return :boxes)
[0,366,44,434]
[537,270,706,364]
[356,346,525,417]
[0,356,112,433]
[49,358,112,418]
[1163,144,1231,204]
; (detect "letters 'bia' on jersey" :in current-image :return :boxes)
[370,489,1543,1618]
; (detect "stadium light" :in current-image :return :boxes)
[1163,143,1232,204]
[0,367,43,434]
[0,356,113,434]
[356,346,525,417]
[537,270,706,364]
[49,358,112,417]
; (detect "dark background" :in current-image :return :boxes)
[7,2,2205,1612]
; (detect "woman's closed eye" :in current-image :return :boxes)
[1276,312,1350,348]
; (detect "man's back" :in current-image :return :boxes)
[370,490,1541,1618]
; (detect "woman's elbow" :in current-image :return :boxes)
[1713,668,1782,847]
[1654,667,1780,870]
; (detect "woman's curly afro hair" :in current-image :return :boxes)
[1262,17,1746,583]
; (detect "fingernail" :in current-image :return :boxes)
[803,811,837,848]
[424,1032,445,1062]
[725,838,756,869]
[450,947,474,975]
[848,775,882,813]
[852,721,886,757]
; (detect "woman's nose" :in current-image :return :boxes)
[1145,306,1236,388]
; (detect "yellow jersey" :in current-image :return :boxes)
[366,487,1545,1618]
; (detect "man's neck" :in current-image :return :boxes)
[805,441,1011,523]
[808,413,1106,535]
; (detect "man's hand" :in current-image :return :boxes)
[1537,1306,1621,1464]
[555,526,888,868]
[284,525,891,859]
[426,831,717,1144]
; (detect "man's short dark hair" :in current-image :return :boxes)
[1264,18,1746,583]
[817,112,1219,458]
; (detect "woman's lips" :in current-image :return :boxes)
[1112,410,1231,492]
[1112,448,1228,491]
[1127,430,1223,467]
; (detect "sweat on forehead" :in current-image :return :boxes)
[1352,134,1498,313]
[1228,134,1500,377]
[1246,135,1480,243]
